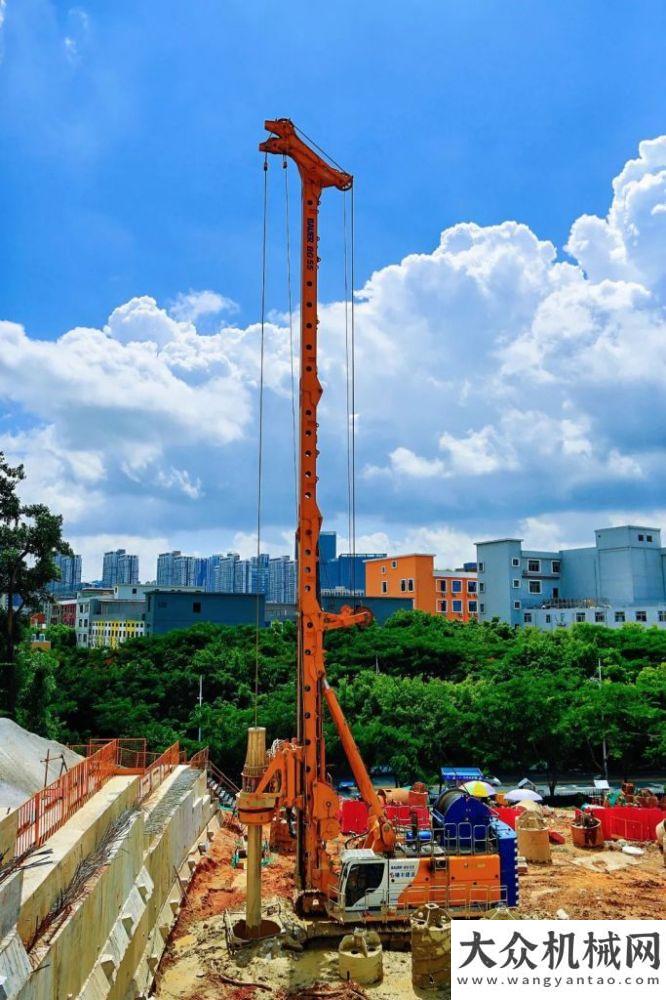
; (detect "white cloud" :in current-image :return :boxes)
[1,136,665,572]
[168,289,239,323]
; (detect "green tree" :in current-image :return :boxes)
[0,453,71,713]
[16,647,59,738]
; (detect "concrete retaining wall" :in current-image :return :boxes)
[0,766,217,1000]
[0,810,19,865]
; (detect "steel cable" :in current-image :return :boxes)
[254,155,269,726]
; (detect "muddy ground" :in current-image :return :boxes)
[153,810,665,1000]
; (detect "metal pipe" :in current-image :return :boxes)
[242,726,266,936]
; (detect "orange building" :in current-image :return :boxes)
[365,554,478,622]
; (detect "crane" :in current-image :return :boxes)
[237,119,515,929]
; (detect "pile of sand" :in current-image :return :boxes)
[0,719,82,812]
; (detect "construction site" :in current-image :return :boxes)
[1,119,665,999]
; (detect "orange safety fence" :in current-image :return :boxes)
[14,738,193,856]
[16,739,118,855]
[138,742,180,802]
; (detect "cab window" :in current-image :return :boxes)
[345,863,384,907]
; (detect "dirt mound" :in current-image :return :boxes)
[0,718,82,810]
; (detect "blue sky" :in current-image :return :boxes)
[1,1,666,579]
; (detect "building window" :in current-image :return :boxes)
[512,579,520,589]
[552,560,560,573]
[614,611,625,623]
[439,579,446,592]
[635,610,647,622]
[193,601,202,613]
[512,557,520,567]
[479,582,485,593]
[576,612,586,623]
[527,559,541,573]
[450,580,461,593]
[638,534,644,541]
[469,600,477,613]
[514,600,521,610]
[381,581,388,594]
[407,579,414,592]
[467,580,477,593]
[439,600,447,613]
[479,603,485,613]
[381,566,386,573]
[400,579,406,592]
[594,612,606,623]
[647,534,653,542]
[528,580,542,595]
[478,561,485,573]
[452,600,462,613]
[391,560,397,569]
[524,612,532,623]
[545,614,551,624]
[658,611,666,622]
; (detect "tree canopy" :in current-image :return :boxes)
[22,611,666,791]
[0,453,71,711]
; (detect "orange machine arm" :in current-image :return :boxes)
[257,120,394,898]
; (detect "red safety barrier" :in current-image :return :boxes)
[339,798,431,835]
[492,806,521,829]
[386,803,430,828]
[585,805,664,842]
[339,799,370,834]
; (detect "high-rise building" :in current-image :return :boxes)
[48,552,82,596]
[102,549,139,587]
[319,532,386,596]
[156,551,204,588]
[233,554,270,594]
[268,556,296,603]
[204,553,241,592]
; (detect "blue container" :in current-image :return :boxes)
[492,818,519,907]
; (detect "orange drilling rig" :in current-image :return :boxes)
[237,120,512,928]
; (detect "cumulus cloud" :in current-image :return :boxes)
[168,289,239,323]
[1,136,665,575]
